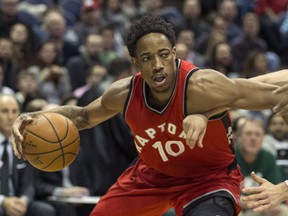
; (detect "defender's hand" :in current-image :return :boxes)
[241,172,284,212]
[183,114,207,149]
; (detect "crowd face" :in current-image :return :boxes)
[0,95,19,138]
[38,42,57,65]
[0,38,13,60]
[268,115,288,141]
[85,34,104,58]
[0,0,18,17]
[238,121,265,156]
[10,23,28,45]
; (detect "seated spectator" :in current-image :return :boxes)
[218,0,243,42]
[205,42,237,77]
[0,94,56,216]
[263,113,288,180]
[9,22,38,69]
[70,0,102,45]
[39,7,79,65]
[73,64,110,98]
[181,0,210,41]
[14,69,40,110]
[195,16,227,56]
[0,64,14,95]
[176,29,205,66]
[242,51,270,78]
[0,37,18,90]
[66,34,106,91]
[235,117,288,216]
[230,12,274,72]
[100,0,130,37]
[29,41,72,104]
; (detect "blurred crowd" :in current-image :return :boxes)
[1,0,288,215]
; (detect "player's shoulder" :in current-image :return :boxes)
[188,68,226,86]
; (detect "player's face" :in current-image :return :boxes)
[0,96,20,137]
[132,33,177,96]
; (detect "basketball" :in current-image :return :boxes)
[22,112,80,172]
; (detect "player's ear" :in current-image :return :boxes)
[172,46,176,58]
[131,57,139,69]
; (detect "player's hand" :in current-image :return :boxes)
[183,114,207,149]
[241,172,285,212]
[273,84,288,115]
[11,113,33,159]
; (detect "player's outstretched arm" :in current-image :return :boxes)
[11,77,131,159]
[187,69,285,114]
[241,172,288,212]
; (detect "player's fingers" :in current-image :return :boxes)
[11,125,23,159]
[242,187,262,197]
[197,128,206,148]
[250,171,268,184]
[186,129,197,149]
[252,203,273,212]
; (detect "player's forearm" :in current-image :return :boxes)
[250,69,288,86]
[25,105,91,130]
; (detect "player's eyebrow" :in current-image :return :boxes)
[140,48,170,57]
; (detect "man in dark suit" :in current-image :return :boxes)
[0,93,55,216]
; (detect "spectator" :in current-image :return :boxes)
[176,29,205,67]
[181,0,210,41]
[0,64,14,95]
[73,64,110,98]
[0,0,20,37]
[99,26,122,63]
[235,117,288,216]
[218,0,244,42]
[14,69,40,110]
[263,113,288,180]
[0,94,56,216]
[76,58,138,198]
[101,0,130,37]
[0,37,18,90]
[9,22,38,69]
[205,42,237,77]
[242,51,270,78]
[255,0,288,54]
[30,41,71,104]
[40,7,79,65]
[66,34,106,91]
[195,16,227,55]
[71,0,102,45]
[141,0,184,34]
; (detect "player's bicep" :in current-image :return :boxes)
[85,78,131,127]
[188,70,240,112]
[189,69,279,113]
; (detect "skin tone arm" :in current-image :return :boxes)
[241,172,288,212]
[187,69,284,114]
[12,77,131,159]
[195,69,288,114]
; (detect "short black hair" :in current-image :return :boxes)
[125,16,176,57]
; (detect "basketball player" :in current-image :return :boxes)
[11,16,288,216]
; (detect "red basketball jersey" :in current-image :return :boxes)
[124,59,238,178]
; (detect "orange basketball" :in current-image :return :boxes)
[22,112,80,172]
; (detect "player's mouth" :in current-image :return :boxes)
[153,75,166,86]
